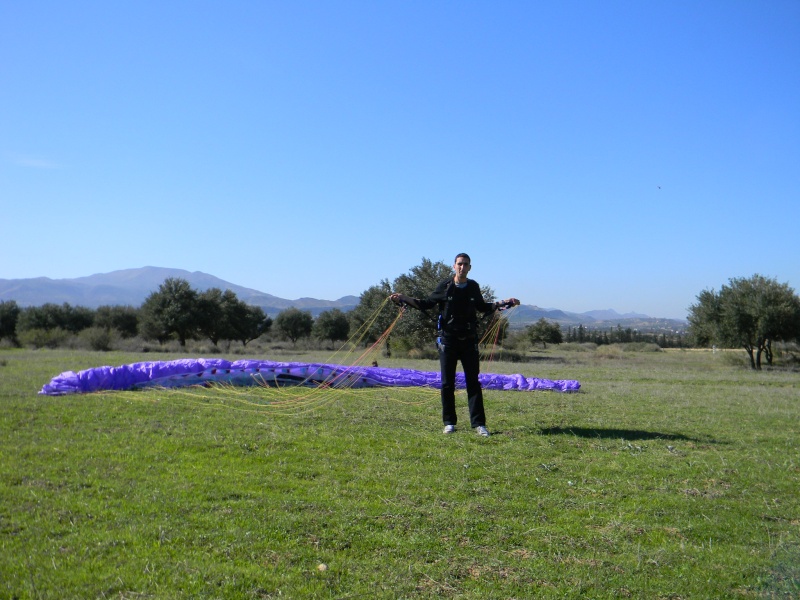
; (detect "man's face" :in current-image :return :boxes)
[453,257,471,281]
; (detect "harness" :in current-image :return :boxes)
[437,280,478,339]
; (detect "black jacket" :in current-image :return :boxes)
[416,279,495,339]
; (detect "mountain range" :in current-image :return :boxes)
[0,267,687,330]
[0,267,358,317]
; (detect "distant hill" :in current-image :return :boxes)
[0,267,686,330]
[0,267,359,317]
[582,308,650,321]
[505,305,686,333]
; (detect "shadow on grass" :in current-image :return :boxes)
[538,426,721,444]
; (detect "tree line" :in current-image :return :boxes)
[561,324,686,348]
[0,278,350,351]
[0,261,506,355]
[524,273,800,368]
[2,269,798,369]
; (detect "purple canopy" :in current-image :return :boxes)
[38,358,581,396]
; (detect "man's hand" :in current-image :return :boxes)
[497,298,521,310]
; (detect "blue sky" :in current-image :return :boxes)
[2,1,798,320]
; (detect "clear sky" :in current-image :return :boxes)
[2,1,798,320]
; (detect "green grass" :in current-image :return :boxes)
[1,348,799,599]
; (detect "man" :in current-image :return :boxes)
[390,253,520,437]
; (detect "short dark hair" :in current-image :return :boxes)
[454,253,471,263]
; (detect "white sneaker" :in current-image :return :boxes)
[443,425,456,434]
[476,426,490,437]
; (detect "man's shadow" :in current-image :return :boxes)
[538,426,720,444]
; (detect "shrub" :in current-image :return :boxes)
[18,327,69,349]
[388,336,419,357]
[500,331,531,352]
[720,350,750,368]
[407,347,437,360]
[487,348,527,363]
[595,345,625,359]
[619,342,662,352]
[776,342,800,367]
[560,342,598,352]
[195,344,223,355]
[78,327,119,352]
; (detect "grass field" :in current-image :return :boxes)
[1,347,798,599]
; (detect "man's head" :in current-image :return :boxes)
[453,253,471,282]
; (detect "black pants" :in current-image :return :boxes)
[438,336,486,428]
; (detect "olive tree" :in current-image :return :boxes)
[347,280,395,352]
[94,305,139,338]
[196,288,234,346]
[0,300,21,345]
[527,318,563,349]
[390,258,453,350]
[349,257,498,355]
[139,278,199,346]
[313,308,350,345]
[18,302,94,334]
[274,307,313,343]
[232,304,271,347]
[688,274,800,369]
[391,257,497,352]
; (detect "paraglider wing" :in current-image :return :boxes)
[38,358,580,396]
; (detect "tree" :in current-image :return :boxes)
[0,300,21,345]
[196,288,232,346]
[687,289,720,348]
[348,257,502,355]
[391,258,454,350]
[67,305,95,333]
[139,278,199,346]
[274,307,313,343]
[688,274,800,369]
[232,305,271,347]
[348,280,396,353]
[527,318,563,349]
[390,257,497,352]
[18,304,58,332]
[195,288,271,347]
[94,305,139,338]
[17,303,94,335]
[314,308,350,345]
